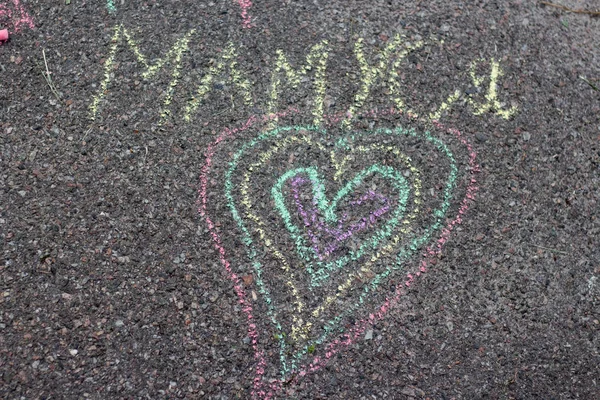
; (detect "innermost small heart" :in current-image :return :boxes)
[290,176,390,261]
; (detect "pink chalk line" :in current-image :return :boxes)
[198,108,480,399]
[0,0,35,35]
[198,109,296,399]
[234,0,253,29]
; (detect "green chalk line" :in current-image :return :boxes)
[224,125,457,376]
[107,0,116,13]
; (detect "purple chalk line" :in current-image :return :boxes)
[290,176,390,260]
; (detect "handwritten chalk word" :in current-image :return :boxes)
[0,0,35,34]
[234,0,253,28]
[200,109,480,398]
[88,28,518,126]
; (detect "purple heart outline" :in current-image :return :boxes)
[290,176,391,261]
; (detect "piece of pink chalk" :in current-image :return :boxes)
[0,30,8,41]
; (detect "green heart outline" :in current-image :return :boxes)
[224,125,457,375]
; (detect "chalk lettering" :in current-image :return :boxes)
[184,42,254,122]
[468,58,518,119]
[89,25,195,123]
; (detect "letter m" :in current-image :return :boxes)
[267,41,329,126]
[88,25,195,123]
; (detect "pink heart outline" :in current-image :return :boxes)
[198,108,479,399]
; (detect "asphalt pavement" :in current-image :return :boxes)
[1,0,599,398]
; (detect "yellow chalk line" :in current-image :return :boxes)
[89,25,122,119]
[184,42,254,122]
[468,58,518,119]
[430,89,461,121]
[266,41,329,129]
[240,135,421,340]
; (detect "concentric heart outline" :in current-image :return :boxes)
[227,123,458,375]
[198,109,479,399]
[238,135,425,344]
[228,125,457,365]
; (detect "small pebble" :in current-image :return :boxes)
[475,132,488,143]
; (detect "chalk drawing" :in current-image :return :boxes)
[233,133,423,343]
[0,0,35,35]
[184,42,253,122]
[229,122,454,367]
[106,0,116,13]
[430,89,461,121]
[468,58,518,119]
[342,35,424,127]
[234,0,253,28]
[80,18,518,400]
[199,107,480,398]
[88,29,518,126]
[290,180,390,261]
[270,164,410,288]
[267,40,329,127]
[89,25,197,123]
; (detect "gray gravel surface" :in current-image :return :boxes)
[1,0,599,399]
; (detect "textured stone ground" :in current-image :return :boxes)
[1,0,599,398]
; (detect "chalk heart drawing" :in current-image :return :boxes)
[200,110,479,399]
[273,164,409,286]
